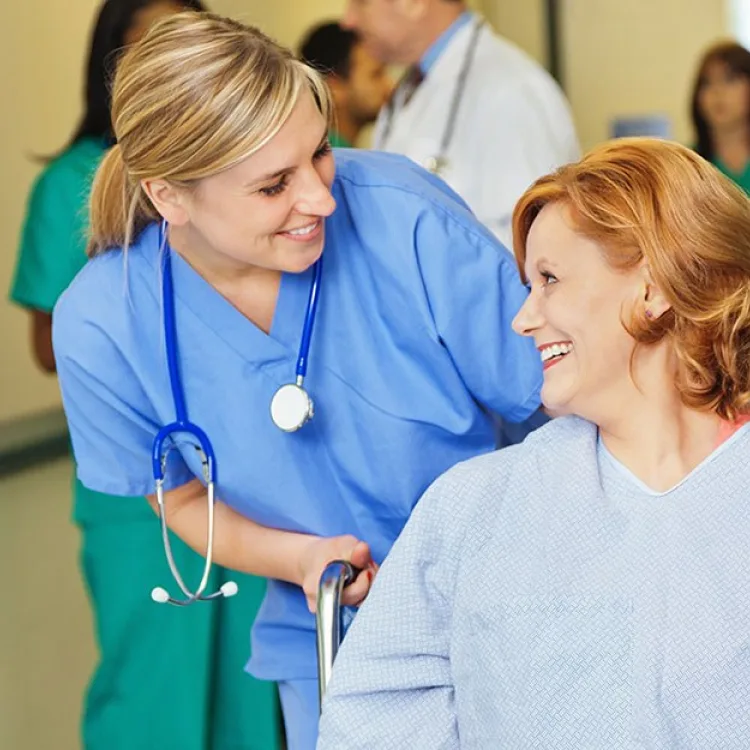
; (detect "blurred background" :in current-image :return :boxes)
[1,1,748,748]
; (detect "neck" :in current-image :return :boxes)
[167,223,281,333]
[594,347,722,491]
[406,2,467,65]
[711,121,750,160]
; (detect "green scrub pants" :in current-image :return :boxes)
[79,518,280,749]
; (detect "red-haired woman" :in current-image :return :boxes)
[319,138,750,748]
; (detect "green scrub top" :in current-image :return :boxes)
[9,137,144,524]
[713,157,750,195]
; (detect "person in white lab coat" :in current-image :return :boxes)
[342,0,580,247]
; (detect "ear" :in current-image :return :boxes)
[141,178,190,227]
[639,264,672,320]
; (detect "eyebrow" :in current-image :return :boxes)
[244,129,329,188]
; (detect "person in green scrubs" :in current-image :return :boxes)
[10,2,280,748]
[691,41,750,194]
[299,21,392,148]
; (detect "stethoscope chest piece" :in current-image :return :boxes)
[270,382,314,432]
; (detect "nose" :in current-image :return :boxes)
[296,168,337,218]
[341,3,356,29]
[512,290,543,337]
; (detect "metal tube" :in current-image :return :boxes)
[316,560,357,709]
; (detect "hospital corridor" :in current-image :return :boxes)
[1,456,96,750]
[4,0,750,748]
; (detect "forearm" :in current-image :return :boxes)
[31,310,56,373]
[148,479,318,584]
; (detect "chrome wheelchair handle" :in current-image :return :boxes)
[316,560,360,709]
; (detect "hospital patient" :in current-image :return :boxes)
[318,138,750,748]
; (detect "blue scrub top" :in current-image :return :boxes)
[53,149,542,682]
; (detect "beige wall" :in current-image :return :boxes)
[481,0,547,65]
[0,0,737,423]
[213,0,346,49]
[482,0,730,152]
[562,0,731,151]
[0,0,100,423]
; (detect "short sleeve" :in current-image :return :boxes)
[10,160,93,313]
[53,288,193,497]
[415,210,542,422]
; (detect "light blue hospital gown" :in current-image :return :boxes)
[318,416,750,749]
[52,150,542,714]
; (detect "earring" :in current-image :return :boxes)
[645,309,654,320]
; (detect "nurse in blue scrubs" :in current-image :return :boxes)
[52,12,542,750]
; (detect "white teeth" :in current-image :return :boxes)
[286,222,318,236]
[540,343,573,362]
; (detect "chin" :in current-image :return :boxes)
[284,249,323,274]
[540,385,574,417]
[281,239,325,274]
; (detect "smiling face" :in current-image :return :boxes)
[165,90,337,276]
[512,202,645,421]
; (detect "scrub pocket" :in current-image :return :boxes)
[463,595,634,749]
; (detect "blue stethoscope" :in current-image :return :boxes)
[150,221,322,606]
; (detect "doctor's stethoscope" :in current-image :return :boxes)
[377,18,484,177]
[150,221,322,606]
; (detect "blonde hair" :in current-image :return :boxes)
[512,137,750,420]
[88,11,332,257]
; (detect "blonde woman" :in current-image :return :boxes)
[51,12,542,749]
[318,139,750,748]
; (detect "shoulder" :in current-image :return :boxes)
[53,223,160,351]
[33,138,106,195]
[475,28,567,101]
[334,148,467,206]
[332,149,501,248]
[423,417,595,527]
[25,140,106,225]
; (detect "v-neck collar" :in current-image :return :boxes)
[597,423,750,498]
[164,234,316,367]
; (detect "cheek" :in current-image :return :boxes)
[317,156,336,191]
[733,82,750,109]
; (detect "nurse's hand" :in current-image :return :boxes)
[298,535,379,613]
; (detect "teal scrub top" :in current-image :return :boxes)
[10,137,150,524]
[713,157,750,195]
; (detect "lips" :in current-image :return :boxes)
[283,221,318,236]
[278,219,323,243]
[538,341,574,370]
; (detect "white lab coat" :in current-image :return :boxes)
[373,18,580,248]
